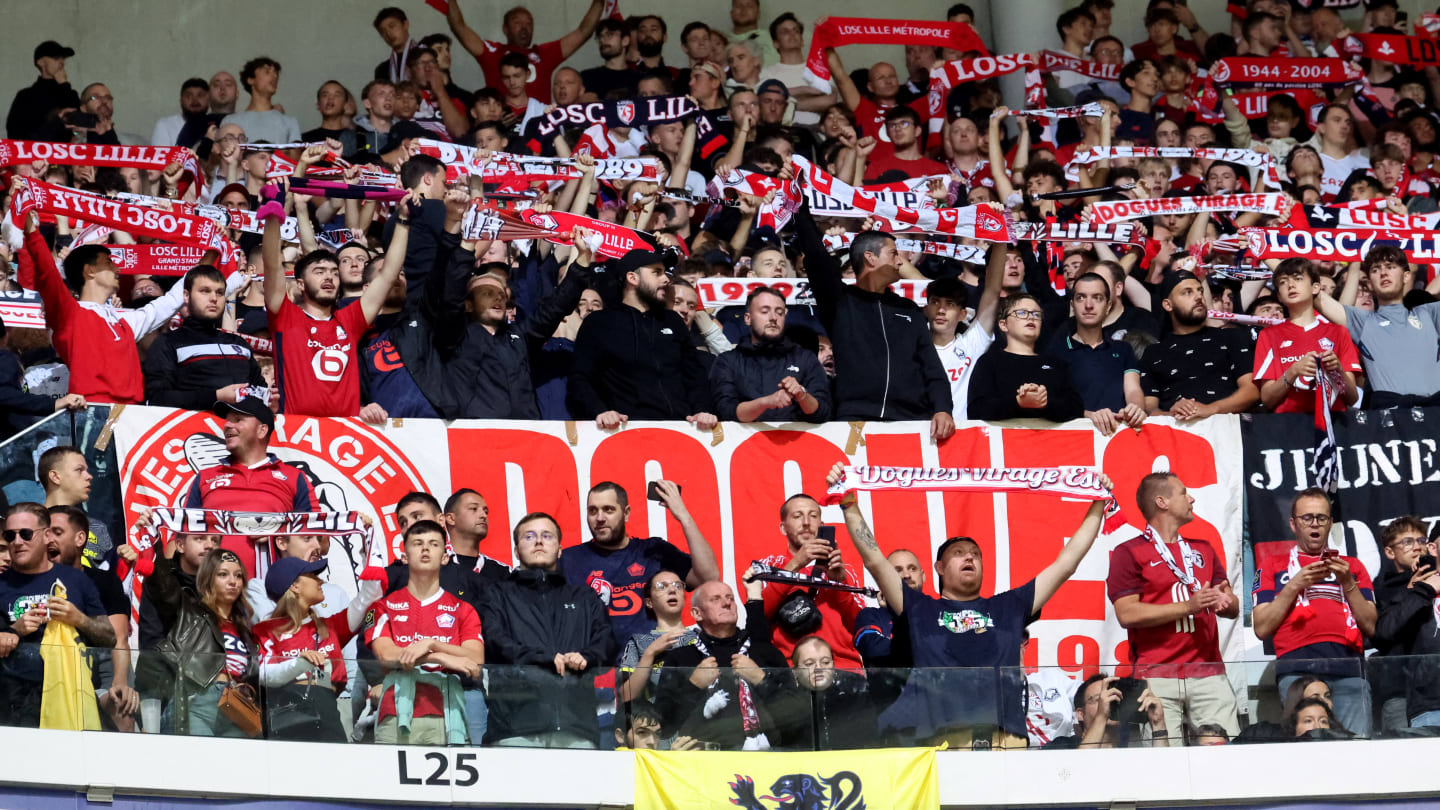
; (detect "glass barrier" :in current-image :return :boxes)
[8,645,1440,749]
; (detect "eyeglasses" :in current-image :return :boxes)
[885,120,914,129]
[2,528,35,543]
[1389,536,1427,549]
[652,581,685,593]
[520,531,558,543]
[1294,513,1332,526]
[1008,309,1043,321]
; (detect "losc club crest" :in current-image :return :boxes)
[729,771,866,810]
[1246,228,1266,258]
[1210,60,1231,84]
[616,100,636,126]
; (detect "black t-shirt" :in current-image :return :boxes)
[1140,325,1255,410]
[84,567,129,617]
[580,66,640,100]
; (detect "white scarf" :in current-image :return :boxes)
[1144,524,1197,589]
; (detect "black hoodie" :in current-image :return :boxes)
[1373,566,1440,720]
[143,315,265,409]
[568,302,712,419]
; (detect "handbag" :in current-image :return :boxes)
[217,683,263,738]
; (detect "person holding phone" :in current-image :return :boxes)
[1373,520,1440,729]
[1044,673,1170,749]
[756,495,865,671]
[1253,488,1376,737]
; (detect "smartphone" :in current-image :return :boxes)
[1111,677,1149,726]
[1418,554,1436,571]
[1321,549,1341,561]
[64,111,99,129]
[646,481,679,501]
[818,526,836,549]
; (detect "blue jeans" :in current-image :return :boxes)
[1277,673,1371,737]
[1410,710,1440,728]
[464,687,488,745]
[185,682,249,738]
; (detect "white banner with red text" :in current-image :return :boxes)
[112,407,1245,675]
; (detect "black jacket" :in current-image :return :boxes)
[655,618,789,748]
[1371,565,1411,704]
[709,336,831,422]
[384,197,448,313]
[1373,571,1440,720]
[0,348,55,438]
[146,555,255,692]
[968,349,1086,422]
[143,316,265,409]
[6,77,80,141]
[478,567,616,744]
[568,303,712,419]
[795,207,951,420]
[387,234,591,419]
[769,670,879,750]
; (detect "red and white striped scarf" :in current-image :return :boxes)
[794,155,1012,241]
[0,140,205,197]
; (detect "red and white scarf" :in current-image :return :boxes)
[412,139,658,184]
[1023,102,1104,121]
[1011,220,1148,248]
[116,192,300,242]
[516,208,655,260]
[108,245,221,277]
[691,633,768,750]
[9,178,238,274]
[822,465,1111,504]
[1068,145,1283,187]
[805,18,987,92]
[1354,33,1440,67]
[0,140,204,197]
[461,202,561,243]
[1207,309,1281,327]
[794,155,1012,241]
[1143,524,1200,589]
[1208,57,1359,89]
[694,277,934,308]
[1088,193,1288,224]
[1285,545,1361,649]
[822,232,987,265]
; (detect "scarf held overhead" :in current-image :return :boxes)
[806,18,988,92]
[821,465,1111,505]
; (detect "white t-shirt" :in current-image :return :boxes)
[936,323,994,420]
[1318,149,1370,199]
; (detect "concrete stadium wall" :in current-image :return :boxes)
[0,0,1426,144]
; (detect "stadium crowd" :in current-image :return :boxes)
[1,0,1440,750]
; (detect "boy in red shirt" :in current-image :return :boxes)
[1253,259,1361,414]
[261,166,412,416]
[366,520,484,745]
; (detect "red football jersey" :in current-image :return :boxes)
[1107,535,1228,678]
[255,613,357,688]
[365,588,483,719]
[272,298,371,417]
[1252,548,1373,658]
[854,97,933,150]
[1252,319,1361,414]
[476,39,566,104]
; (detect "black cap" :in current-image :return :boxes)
[33,41,75,62]
[214,396,276,434]
[756,79,789,99]
[265,557,328,600]
[936,536,980,562]
[612,248,667,276]
[1156,270,1199,303]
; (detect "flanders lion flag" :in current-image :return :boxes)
[634,747,939,810]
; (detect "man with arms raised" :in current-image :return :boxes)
[1107,472,1240,742]
[445,0,606,104]
[263,163,410,416]
[563,481,719,656]
[927,243,1005,421]
[827,462,1110,748]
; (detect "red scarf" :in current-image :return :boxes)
[794,155,1012,240]
[1089,193,1288,224]
[806,18,987,92]
[0,140,204,198]
[516,208,656,260]
[1208,57,1358,89]
[10,178,237,273]
[1355,33,1440,67]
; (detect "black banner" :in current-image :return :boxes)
[1242,407,1440,570]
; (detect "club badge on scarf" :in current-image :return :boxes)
[1208,58,1360,89]
[794,155,1012,241]
[1011,220,1148,248]
[1354,33,1440,67]
[517,208,657,259]
[116,191,300,243]
[805,17,987,92]
[123,508,380,582]
[522,94,696,143]
[1243,226,1440,263]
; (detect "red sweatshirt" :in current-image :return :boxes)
[758,552,866,670]
[18,229,185,404]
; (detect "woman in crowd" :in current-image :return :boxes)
[147,547,256,737]
[253,557,382,742]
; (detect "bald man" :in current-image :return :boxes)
[551,67,586,106]
[828,52,933,150]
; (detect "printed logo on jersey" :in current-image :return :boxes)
[938,609,993,634]
[627,562,646,577]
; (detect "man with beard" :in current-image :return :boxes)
[48,505,136,732]
[263,173,411,417]
[1313,245,1440,408]
[151,78,215,147]
[756,493,864,669]
[144,265,267,410]
[445,0,606,104]
[710,287,829,422]
[630,15,679,81]
[569,250,716,428]
[1141,271,1259,419]
[581,19,638,100]
[444,489,511,576]
[563,481,720,655]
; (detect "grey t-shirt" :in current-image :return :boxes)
[1344,302,1440,397]
[220,110,301,146]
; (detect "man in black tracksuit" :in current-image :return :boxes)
[1373,521,1440,729]
[568,249,715,430]
[143,265,265,409]
[794,205,954,439]
[479,513,615,748]
[709,286,830,422]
